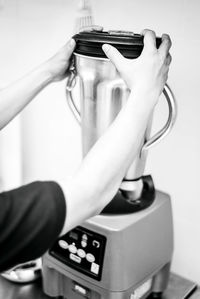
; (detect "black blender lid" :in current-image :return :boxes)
[73,30,161,59]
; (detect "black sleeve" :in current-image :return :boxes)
[0,181,66,272]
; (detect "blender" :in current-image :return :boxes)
[42,29,177,299]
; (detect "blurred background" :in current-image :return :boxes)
[0,0,199,285]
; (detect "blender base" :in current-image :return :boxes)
[42,265,170,299]
[42,189,173,299]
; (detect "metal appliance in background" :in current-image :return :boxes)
[42,30,177,299]
[1,259,41,283]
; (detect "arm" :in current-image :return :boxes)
[0,39,75,129]
[0,181,66,271]
[0,30,171,270]
[60,30,172,234]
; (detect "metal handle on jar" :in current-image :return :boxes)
[66,70,177,144]
[143,84,177,151]
[66,61,81,124]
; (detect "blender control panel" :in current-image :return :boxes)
[49,226,106,281]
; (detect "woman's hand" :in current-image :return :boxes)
[102,29,172,101]
[43,38,76,82]
[0,38,76,130]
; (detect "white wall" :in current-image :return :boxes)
[0,0,200,285]
[0,1,22,190]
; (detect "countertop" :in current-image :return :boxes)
[0,272,199,299]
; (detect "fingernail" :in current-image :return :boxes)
[69,38,76,48]
[102,44,111,52]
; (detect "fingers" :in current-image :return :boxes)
[65,38,76,56]
[159,34,172,59]
[166,53,172,65]
[141,29,157,52]
[79,25,103,32]
[141,30,172,66]
[102,44,125,70]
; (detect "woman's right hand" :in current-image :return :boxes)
[43,38,76,83]
[102,29,172,103]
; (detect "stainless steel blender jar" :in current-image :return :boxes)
[42,30,177,299]
[65,29,177,213]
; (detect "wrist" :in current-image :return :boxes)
[38,61,55,85]
[130,84,160,107]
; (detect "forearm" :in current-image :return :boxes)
[0,63,52,129]
[60,88,157,234]
[77,91,155,196]
[0,39,75,130]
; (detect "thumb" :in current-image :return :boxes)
[64,38,76,56]
[102,44,124,71]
